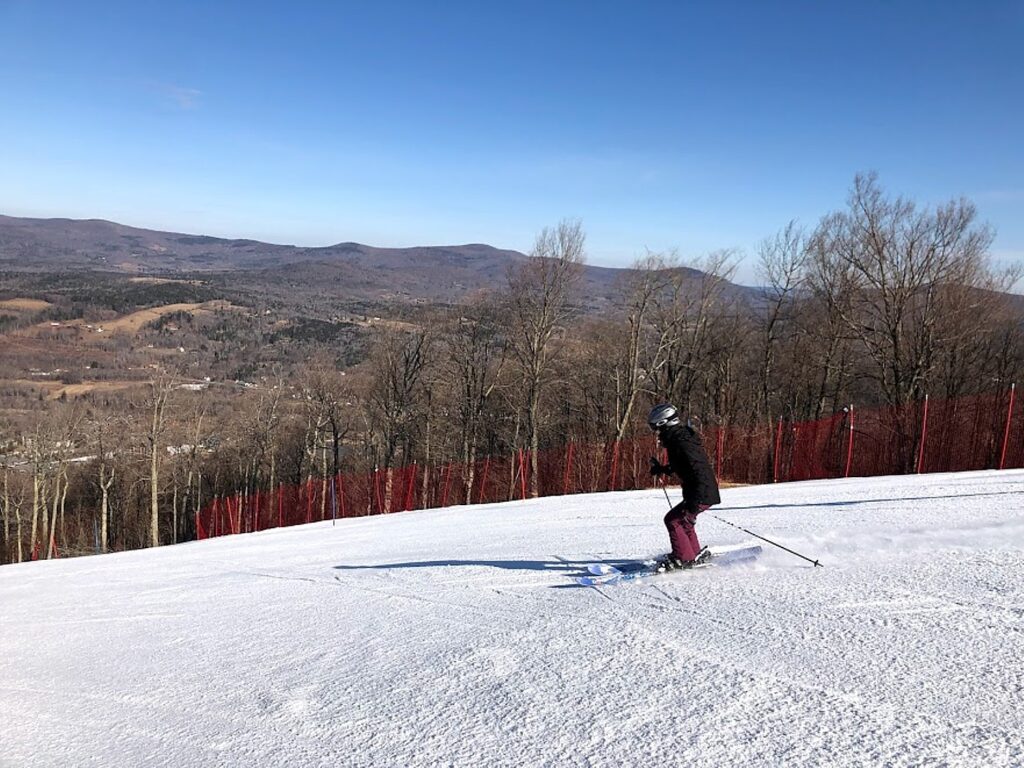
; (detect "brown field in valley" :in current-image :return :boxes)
[61,300,239,335]
[9,300,243,343]
[47,381,143,400]
[5,378,142,401]
[0,298,54,313]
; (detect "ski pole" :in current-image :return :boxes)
[705,513,822,568]
[659,483,673,509]
[657,482,823,567]
[651,458,675,509]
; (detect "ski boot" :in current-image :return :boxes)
[693,546,712,566]
[654,554,687,573]
[656,548,711,573]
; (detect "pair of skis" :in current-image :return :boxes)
[577,545,762,586]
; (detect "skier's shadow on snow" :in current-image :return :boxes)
[334,559,624,573]
[333,558,634,583]
[716,489,1022,512]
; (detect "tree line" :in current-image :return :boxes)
[2,174,1021,564]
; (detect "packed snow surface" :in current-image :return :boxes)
[2,470,1024,767]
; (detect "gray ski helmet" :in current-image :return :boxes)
[648,403,680,431]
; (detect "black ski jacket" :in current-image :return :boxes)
[658,423,721,506]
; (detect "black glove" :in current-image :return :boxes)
[649,457,670,477]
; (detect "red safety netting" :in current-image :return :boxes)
[196,388,1022,540]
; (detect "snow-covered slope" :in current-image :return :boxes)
[2,471,1023,767]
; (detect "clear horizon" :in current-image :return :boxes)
[1,1,1021,285]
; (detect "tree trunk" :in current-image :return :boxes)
[463,433,476,504]
[268,455,276,508]
[40,479,51,558]
[47,473,61,559]
[58,469,68,554]
[172,479,179,544]
[30,471,40,558]
[195,471,203,526]
[421,416,431,509]
[383,468,395,513]
[509,412,522,501]
[320,445,328,520]
[527,376,540,498]
[1,471,8,563]
[100,482,110,553]
[16,496,23,563]
[150,445,160,547]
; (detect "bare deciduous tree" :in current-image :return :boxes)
[505,219,585,497]
[756,221,808,421]
[806,173,1009,468]
[441,299,507,500]
[367,328,431,511]
[300,358,352,519]
[2,467,26,563]
[141,376,174,547]
[821,173,999,407]
[649,250,739,413]
[89,415,121,553]
[607,251,675,442]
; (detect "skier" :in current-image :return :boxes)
[647,403,721,572]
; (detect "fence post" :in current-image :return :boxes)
[518,448,528,500]
[844,404,855,478]
[373,469,383,515]
[917,394,930,474]
[441,463,454,508]
[790,424,800,482]
[563,442,574,495]
[478,457,491,504]
[405,464,418,510]
[609,441,621,491]
[772,417,784,483]
[1000,383,1016,470]
[329,473,337,525]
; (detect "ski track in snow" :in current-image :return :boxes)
[2,470,1023,767]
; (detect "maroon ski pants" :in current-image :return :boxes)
[664,501,710,562]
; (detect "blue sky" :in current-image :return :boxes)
[1,1,1021,284]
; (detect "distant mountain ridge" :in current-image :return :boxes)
[0,214,526,273]
[0,214,748,309]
